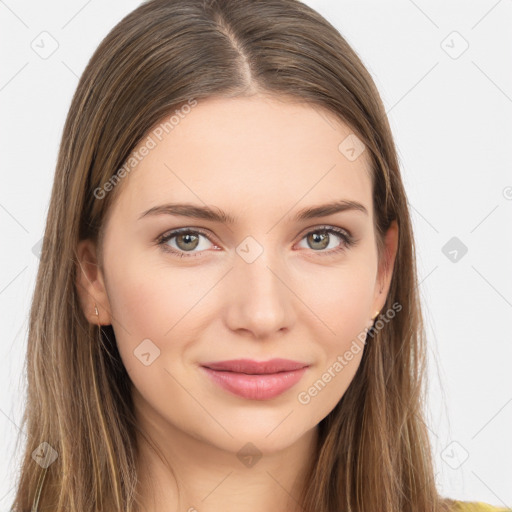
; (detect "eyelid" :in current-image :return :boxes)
[157,226,220,251]
[160,224,353,242]
[295,223,353,240]
[293,224,355,255]
[157,224,355,258]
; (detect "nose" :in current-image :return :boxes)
[223,247,295,339]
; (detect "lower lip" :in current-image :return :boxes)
[200,366,308,400]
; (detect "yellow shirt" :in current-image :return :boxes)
[451,501,512,512]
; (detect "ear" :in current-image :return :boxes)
[75,239,112,325]
[373,219,399,314]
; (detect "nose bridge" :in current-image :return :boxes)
[225,238,294,335]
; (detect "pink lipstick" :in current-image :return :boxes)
[200,358,309,400]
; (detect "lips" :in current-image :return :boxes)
[201,358,308,374]
[200,358,310,400]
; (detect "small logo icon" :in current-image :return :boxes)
[32,237,44,259]
[236,236,264,264]
[442,236,468,263]
[134,338,161,366]
[338,133,366,161]
[503,186,512,200]
[440,440,469,469]
[31,31,59,60]
[32,442,58,468]
[441,31,469,60]
[236,442,263,468]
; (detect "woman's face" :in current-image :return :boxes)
[78,94,397,455]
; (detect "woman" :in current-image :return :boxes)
[10,0,510,511]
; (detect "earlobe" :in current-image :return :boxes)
[75,239,111,325]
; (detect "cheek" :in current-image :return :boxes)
[104,257,193,374]
[296,260,375,341]
[105,266,200,423]
[106,232,205,330]
[292,263,374,409]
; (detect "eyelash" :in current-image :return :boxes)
[156,225,356,259]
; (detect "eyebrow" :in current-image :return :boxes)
[138,199,368,223]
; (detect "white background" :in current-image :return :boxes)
[1,0,511,509]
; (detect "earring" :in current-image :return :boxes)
[365,310,379,330]
[94,303,99,324]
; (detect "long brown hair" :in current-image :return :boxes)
[11,0,454,510]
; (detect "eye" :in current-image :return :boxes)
[157,225,356,259]
[296,226,355,256]
[157,228,216,258]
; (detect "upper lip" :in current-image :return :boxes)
[201,358,309,374]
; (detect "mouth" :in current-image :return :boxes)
[200,358,309,400]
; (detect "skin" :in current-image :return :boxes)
[76,94,398,512]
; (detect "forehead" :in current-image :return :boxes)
[111,95,373,223]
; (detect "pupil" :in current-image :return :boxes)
[178,233,198,250]
[309,231,328,250]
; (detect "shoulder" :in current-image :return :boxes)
[449,500,512,512]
